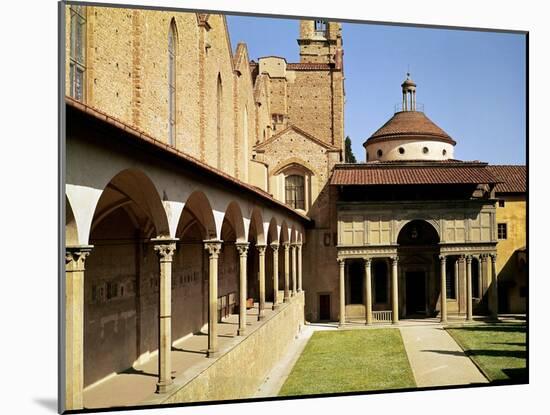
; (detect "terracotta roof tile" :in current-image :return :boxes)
[330,162,499,186]
[366,111,456,146]
[486,165,526,193]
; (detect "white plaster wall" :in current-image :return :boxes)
[365,139,454,162]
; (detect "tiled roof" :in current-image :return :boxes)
[287,63,333,71]
[486,165,526,193]
[330,162,499,186]
[65,96,311,223]
[366,111,456,145]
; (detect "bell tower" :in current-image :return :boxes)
[298,19,342,64]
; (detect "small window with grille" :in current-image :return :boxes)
[497,223,508,239]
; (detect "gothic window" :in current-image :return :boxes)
[285,175,305,210]
[168,19,177,146]
[314,20,327,36]
[69,5,87,101]
[217,74,223,168]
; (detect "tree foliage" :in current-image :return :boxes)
[344,136,357,163]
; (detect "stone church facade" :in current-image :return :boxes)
[62,3,526,412]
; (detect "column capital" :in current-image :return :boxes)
[337,257,346,266]
[282,241,291,250]
[438,254,447,263]
[458,254,466,262]
[256,243,267,255]
[391,255,399,264]
[363,257,372,266]
[270,241,280,252]
[490,253,497,262]
[204,239,223,258]
[65,245,93,271]
[465,255,473,264]
[235,242,249,257]
[296,242,303,248]
[152,238,178,262]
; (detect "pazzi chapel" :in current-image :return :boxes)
[62,3,526,411]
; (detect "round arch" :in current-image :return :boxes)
[222,201,246,242]
[248,207,266,245]
[396,219,441,245]
[176,190,217,240]
[65,195,79,246]
[90,168,170,238]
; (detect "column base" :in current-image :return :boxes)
[272,303,280,310]
[283,296,290,303]
[440,318,448,324]
[156,380,174,394]
[237,328,246,336]
[392,320,399,325]
[206,349,219,358]
[258,313,266,321]
[338,322,346,328]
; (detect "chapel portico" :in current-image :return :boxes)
[330,76,501,326]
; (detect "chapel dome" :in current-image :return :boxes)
[363,74,457,162]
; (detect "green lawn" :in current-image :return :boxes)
[279,329,416,396]
[446,323,527,383]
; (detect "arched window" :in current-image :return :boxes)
[285,175,305,210]
[168,19,177,146]
[216,74,223,169]
[69,5,87,101]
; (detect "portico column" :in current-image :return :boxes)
[391,256,399,324]
[152,238,177,393]
[257,244,267,320]
[270,242,280,309]
[204,240,222,357]
[236,242,249,335]
[489,253,499,320]
[466,255,473,321]
[291,243,297,296]
[283,242,290,302]
[364,258,373,325]
[338,257,346,327]
[439,255,447,323]
[65,245,93,410]
[297,243,303,292]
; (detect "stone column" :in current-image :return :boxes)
[283,242,290,302]
[152,239,177,393]
[257,244,267,320]
[204,240,222,357]
[391,256,399,324]
[291,243,297,296]
[439,255,447,323]
[364,258,372,325]
[236,242,249,335]
[297,243,303,292]
[338,257,346,327]
[65,245,93,410]
[490,253,499,320]
[466,255,473,321]
[270,242,280,309]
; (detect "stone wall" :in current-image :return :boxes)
[160,292,305,404]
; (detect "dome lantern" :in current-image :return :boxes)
[401,72,417,111]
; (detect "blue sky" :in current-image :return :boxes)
[227,15,526,164]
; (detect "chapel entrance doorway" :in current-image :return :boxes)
[406,271,426,315]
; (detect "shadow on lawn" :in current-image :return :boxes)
[423,349,526,359]
[449,325,526,334]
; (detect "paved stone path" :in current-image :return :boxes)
[400,325,488,387]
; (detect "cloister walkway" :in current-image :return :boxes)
[83,301,278,409]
